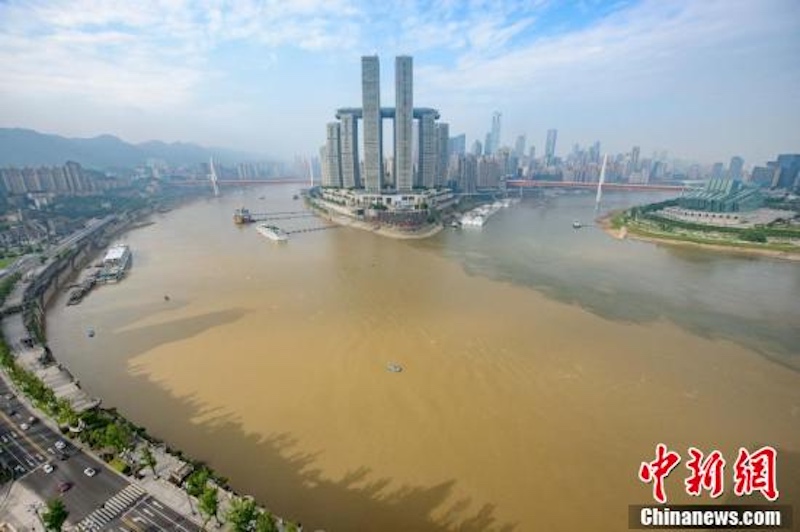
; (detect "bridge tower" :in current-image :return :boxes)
[209,157,220,197]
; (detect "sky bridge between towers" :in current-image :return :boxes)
[335,107,440,119]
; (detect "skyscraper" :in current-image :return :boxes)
[449,134,466,156]
[435,122,449,187]
[545,129,558,166]
[324,122,342,188]
[472,140,483,157]
[729,156,744,180]
[419,111,437,188]
[362,55,382,193]
[514,135,526,158]
[491,111,502,155]
[631,146,641,175]
[395,56,413,193]
[339,112,360,188]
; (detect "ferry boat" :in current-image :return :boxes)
[256,223,288,242]
[572,220,583,229]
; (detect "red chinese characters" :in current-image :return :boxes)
[638,444,780,503]
[684,447,726,498]
[639,443,682,504]
[733,446,780,501]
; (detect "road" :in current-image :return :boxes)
[0,378,200,531]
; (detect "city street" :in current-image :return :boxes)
[0,376,200,531]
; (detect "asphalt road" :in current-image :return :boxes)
[0,377,202,531]
[115,496,202,532]
[0,379,128,524]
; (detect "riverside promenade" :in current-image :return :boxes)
[0,219,302,531]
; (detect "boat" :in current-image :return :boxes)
[293,195,300,200]
[87,328,95,338]
[572,220,583,229]
[256,223,288,242]
[233,207,253,224]
[386,363,403,373]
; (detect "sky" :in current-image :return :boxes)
[1,0,799,166]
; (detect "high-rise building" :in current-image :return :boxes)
[449,134,466,156]
[771,154,800,190]
[711,162,725,179]
[631,146,641,171]
[490,111,502,155]
[514,135,526,158]
[484,133,492,156]
[418,111,437,188]
[324,122,342,187]
[361,55,382,193]
[728,156,744,180]
[751,166,778,187]
[435,122,449,187]
[472,140,483,157]
[339,112,360,188]
[545,129,558,166]
[395,56,413,193]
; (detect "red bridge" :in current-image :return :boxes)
[505,180,685,192]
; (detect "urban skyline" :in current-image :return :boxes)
[0,1,799,165]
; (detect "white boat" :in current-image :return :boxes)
[256,223,288,242]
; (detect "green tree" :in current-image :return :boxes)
[740,228,767,243]
[55,398,79,427]
[42,498,69,531]
[254,511,278,532]
[103,422,133,452]
[198,485,219,529]
[225,497,258,532]
[141,446,158,477]
[186,467,210,498]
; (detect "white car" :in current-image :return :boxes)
[20,423,29,431]
[54,440,66,450]
[42,463,54,474]
[83,467,96,477]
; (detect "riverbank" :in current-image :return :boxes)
[2,198,298,531]
[308,198,444,240]
[597,209,800,262]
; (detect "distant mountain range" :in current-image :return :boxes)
[0,128,264,169]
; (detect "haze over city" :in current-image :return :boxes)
[1,0,799,165]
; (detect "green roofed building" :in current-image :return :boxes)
[678,178,763,213]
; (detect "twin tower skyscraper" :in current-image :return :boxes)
[323,56,449,194]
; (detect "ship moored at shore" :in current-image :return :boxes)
[256,223,289,242]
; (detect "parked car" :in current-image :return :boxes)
[19,423,29,431]
[54,440,66,450]
[42,463,54,474]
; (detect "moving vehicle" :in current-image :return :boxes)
[42,463,54,474]
[83,467,97,477]
[58,481,72,493]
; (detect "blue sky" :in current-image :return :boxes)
[1,0,798,166]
